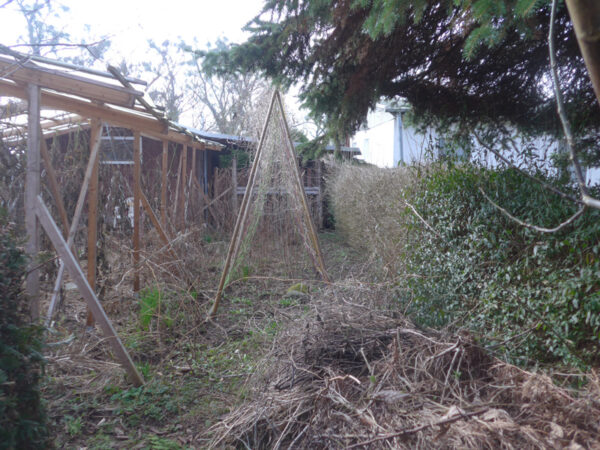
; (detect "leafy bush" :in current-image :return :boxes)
[0,214,49,449]
[331,163,600,367]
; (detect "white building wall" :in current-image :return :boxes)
[352,106,600,185]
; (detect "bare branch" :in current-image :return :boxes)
[549,0,600,210]
[472,130,582,205]
[479,187,586,233]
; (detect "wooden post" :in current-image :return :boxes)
[161,140,168,229]
[86,119,101,327]
[231,156,238,214]
[35,196,144,386]
[172,150,182,224]
[190,147,197,221]
[316,160,324,230]
[45,120,103,326]
[26,83,41,321]
[133,131,141,293]
[179,145,187,230]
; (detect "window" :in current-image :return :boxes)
[100,126,134,165]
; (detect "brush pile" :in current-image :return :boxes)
[208,290,600,449]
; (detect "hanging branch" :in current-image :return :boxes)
[479,187,586,233]
[549,0,600,210]
[471,130,581,205]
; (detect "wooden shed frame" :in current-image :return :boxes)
[0,49,224,386]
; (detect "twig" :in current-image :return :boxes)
[347,409,488,448]
[479,187,586,233]
[403,200,441,237]
[549,0,600,210]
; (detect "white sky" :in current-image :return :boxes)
[0,0,314,134]
[0,0,265,62]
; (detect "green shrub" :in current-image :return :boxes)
[331,163,600,367]
[0,214,49,449]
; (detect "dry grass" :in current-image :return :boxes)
[207,286,600,449]
[327,163,420,278]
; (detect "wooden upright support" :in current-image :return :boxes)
[161,140,168,229]
[26,83,41,321]
[133,131,141,292]
[86,119,101,326]
[179,146,187,230]
[232,156,238,213]
[316,160,324,230]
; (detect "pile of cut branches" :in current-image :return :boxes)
[208,290,600,449]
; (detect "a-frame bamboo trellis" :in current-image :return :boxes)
[207,90,330,319]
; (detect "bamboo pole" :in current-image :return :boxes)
[45,120,103,326]
[35,196,144,386]
[274,91,329,282]
[133,131,141,293]
[207,90,278,319]
[26,83,41,321]
[161,140,168,229]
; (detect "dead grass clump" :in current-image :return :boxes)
[207,292,600,449]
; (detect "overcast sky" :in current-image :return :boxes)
[0,0,264,64]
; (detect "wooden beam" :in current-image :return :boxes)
[0,79,166,135]
[161,141,168,229]
[0,56,141,107]
[35,196,144,386]
[25,83,41,321]
[86,119,101,327]
[0,79,223,149]
[133,131,141,292]
[46,120,103,326]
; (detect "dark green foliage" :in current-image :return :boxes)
[398,166,600,367]
[201,0,599,141]
[0,213,49,449]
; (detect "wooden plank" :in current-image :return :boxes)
[133,131,141,292]
[161,141,168,229]
[0,56,141,107]
[35,196,144,386]
[46,120,103,326]
[40,133,69,236]
[86,119,101,327]
[25,83,41,321]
